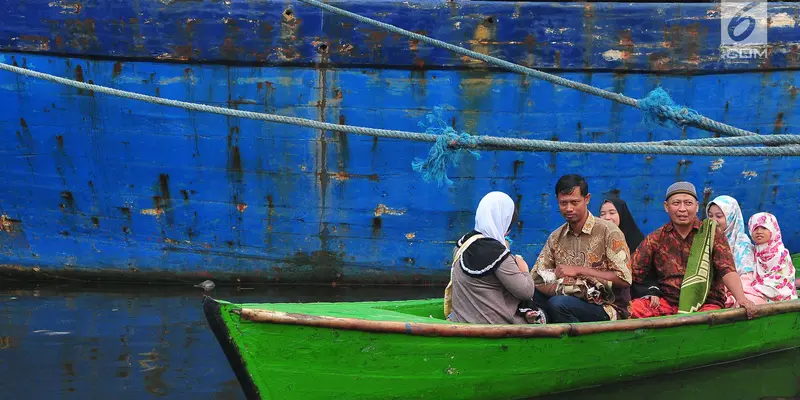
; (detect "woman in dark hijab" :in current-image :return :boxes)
[600,198,659,300]
[599,198,644,252]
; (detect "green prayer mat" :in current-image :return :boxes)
[678,219,717,314]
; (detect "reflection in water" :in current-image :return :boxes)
[0,283,798,399]
[0,283,443,399]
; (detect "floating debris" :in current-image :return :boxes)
[194,280,215,291]
[32,330,71,336]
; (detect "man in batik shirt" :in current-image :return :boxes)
[532,174,632,322]
[629,181,757,319]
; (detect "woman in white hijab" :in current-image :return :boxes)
[446,191,535,324]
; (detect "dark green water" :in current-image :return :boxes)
[1,283,798,399]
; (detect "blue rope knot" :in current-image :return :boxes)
[411,107,481,186]
[639,87,703,129]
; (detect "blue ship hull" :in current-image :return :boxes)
[0,0,798,284]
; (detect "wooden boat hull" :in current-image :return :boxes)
[203,297,800,400]
[0,1,799,285]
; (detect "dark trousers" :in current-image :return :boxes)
[530,291,610,323]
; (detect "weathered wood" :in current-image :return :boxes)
[1,0,799,71]
[238,299,800,337]
[0,1,798,286]
[238,308,570,338]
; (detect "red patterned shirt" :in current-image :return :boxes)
[630,219,736,307]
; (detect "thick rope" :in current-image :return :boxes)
[411,107,481,185]
[1,4,787,187]
[654,135,800,147]
[1,62,797,160]
[0,62,434,142]
[295,0,765,138]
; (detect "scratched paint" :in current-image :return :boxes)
[0,52,798,283]
[0,1,798,71]
[0,0,799,284]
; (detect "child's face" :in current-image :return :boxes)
[752,226,772,246]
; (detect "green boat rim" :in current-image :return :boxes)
[203,298,261,400]
[202,296,800,400]
[206,296,800,339]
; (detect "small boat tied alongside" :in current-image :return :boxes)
[203,296,800,400]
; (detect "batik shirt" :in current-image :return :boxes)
[631,219,736,307]
[533,213,632,320]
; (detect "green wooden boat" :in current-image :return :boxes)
[203,296,800,400]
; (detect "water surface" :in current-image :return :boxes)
[1,283,797,399]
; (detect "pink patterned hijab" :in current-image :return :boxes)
[747,212,797,302]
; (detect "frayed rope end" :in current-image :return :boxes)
[412,107,480,186]
[639,87,702,130]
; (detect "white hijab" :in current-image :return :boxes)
[474,191,515,246]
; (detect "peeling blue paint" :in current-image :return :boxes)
[0,1,799,71]
[0,0,798,284]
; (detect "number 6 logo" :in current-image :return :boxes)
[721,0,767,46]
[727,2,758,42]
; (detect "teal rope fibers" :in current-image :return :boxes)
[411,107,480,186]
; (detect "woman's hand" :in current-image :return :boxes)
[515,255,529,274]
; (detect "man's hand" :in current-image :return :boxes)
[722,273,758,319]
[740,299,758,319]
[535,283,557,297]
[555,265,581,278]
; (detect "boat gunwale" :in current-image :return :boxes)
[203,298,262,400]
[231,299,800,338]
